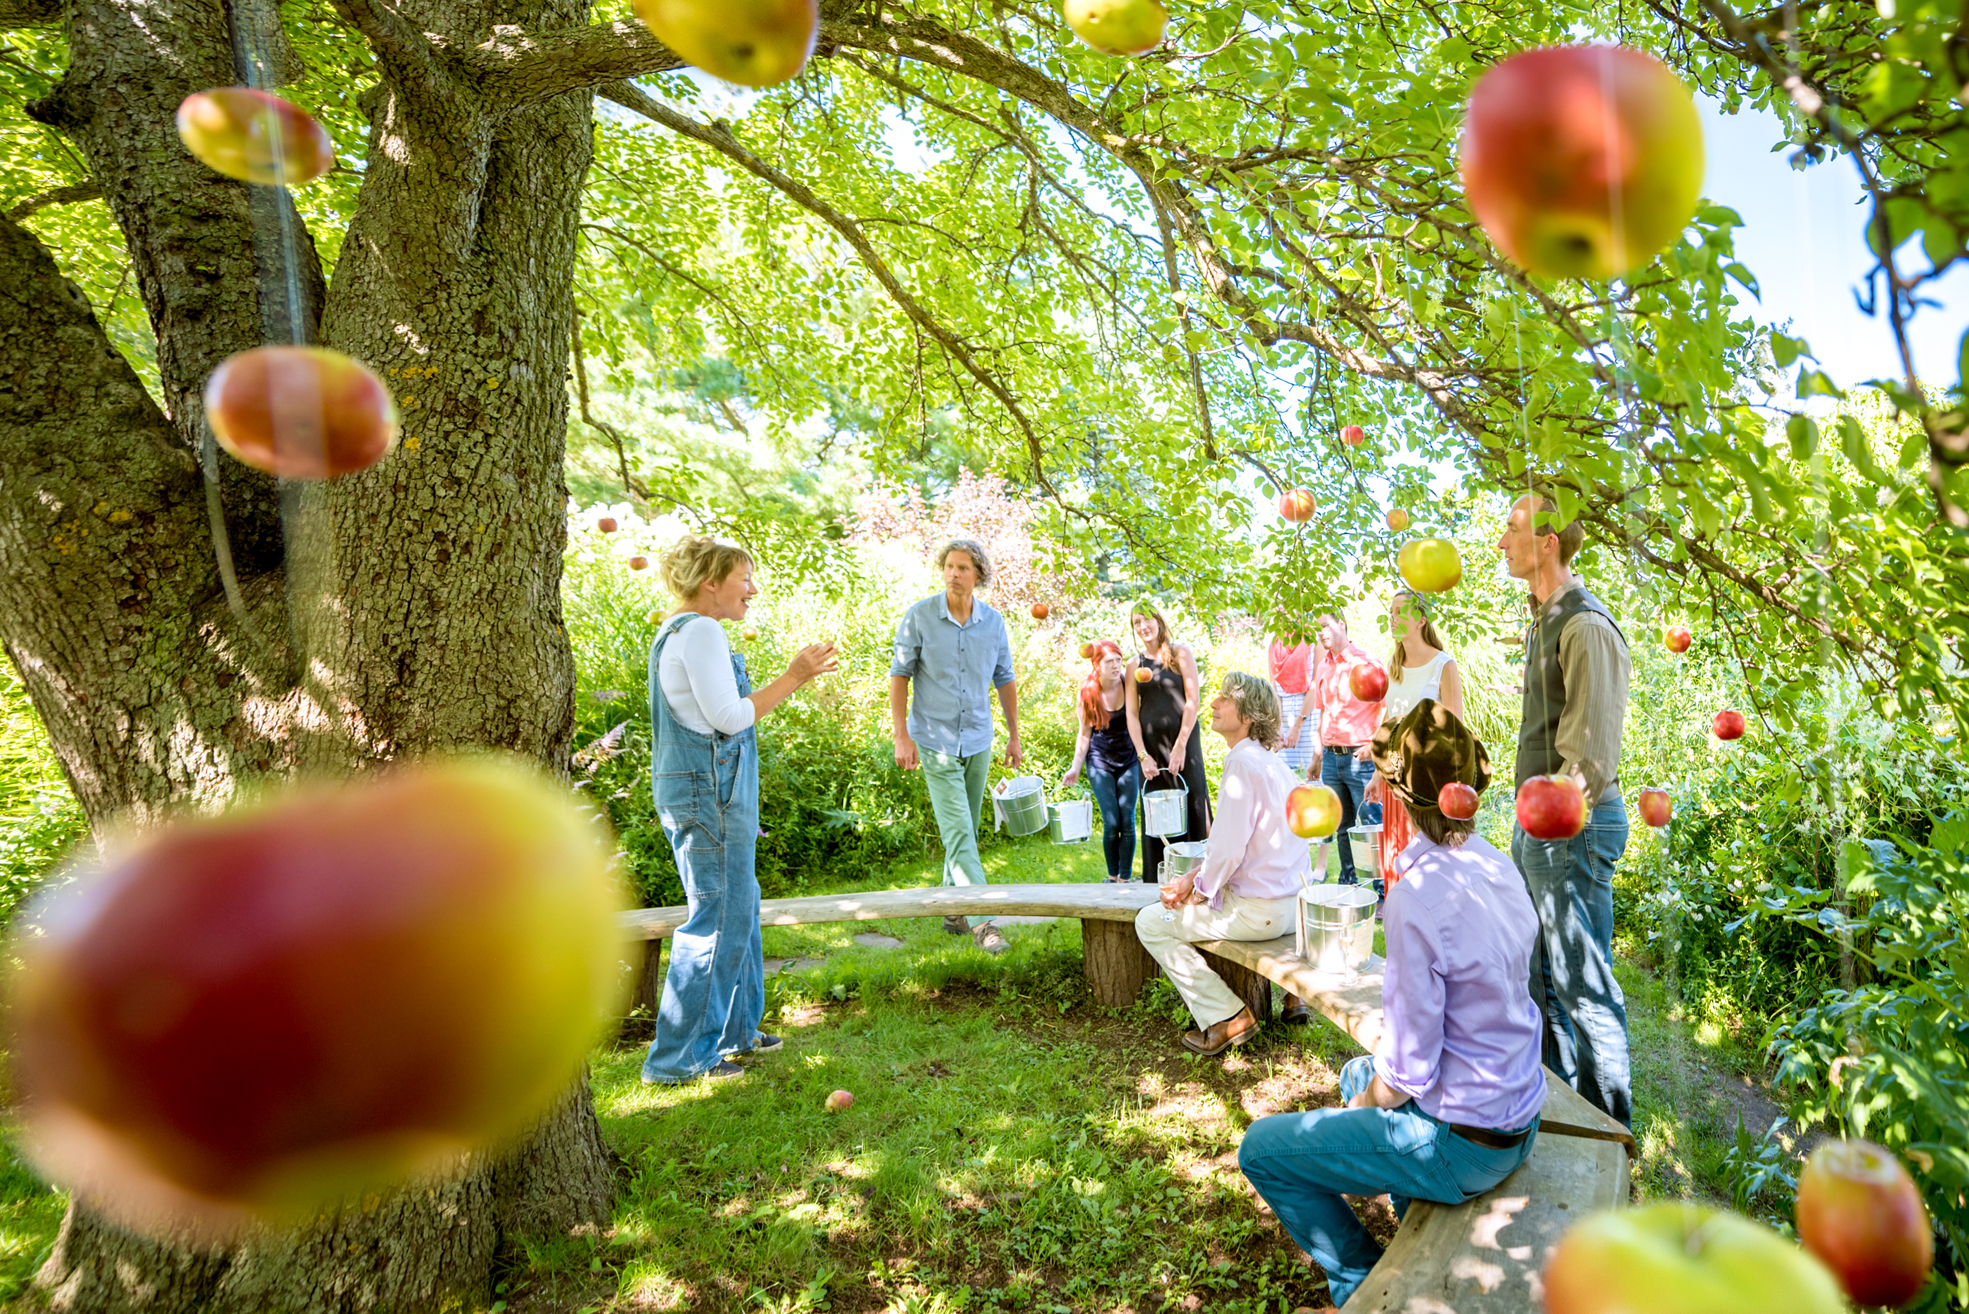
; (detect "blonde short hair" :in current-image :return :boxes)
[1219,671,1283,750]
[935,538,993,588]
[661,535,753,601]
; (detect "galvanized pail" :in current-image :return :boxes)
[1296,884,1378,974]
[992,776,1050,836]
[1048,798,1094,844]
[1142,778,1190,837]
[1346,822,1383,881]
[1158,839,1208,880]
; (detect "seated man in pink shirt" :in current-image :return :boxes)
[1134,672,1310,1056]
[1236,699,1543,1310]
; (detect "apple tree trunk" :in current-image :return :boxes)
[0,0,622,1302]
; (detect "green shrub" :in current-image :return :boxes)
[0,663,85,930]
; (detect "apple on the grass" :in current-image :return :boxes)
[1713,709,1745,741]
[1286,784,1344,839]
[1460,46,1704,281]
[632,0,816,86]
[1516,774,1586,840]
[1278,489,1317,523]
[1665,624,1692,653]
[1341,424,1366,445]
[1637,787,1672,828]
[1386,508,1410,532]
[1061,0,1166,56]
[825,1090,855,1113]
[1797,1139,1933,1308]
[1438,781,1480,820]
[1544,1203,1845,1314]
[1397,537,1463,593]
[177,88,335,188]
[1349,661,1389,703]
[205,346,399,480]
[6,757,623,1242]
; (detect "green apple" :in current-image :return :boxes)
[1544,1204,1844,1314]
[1062,0,1166,56]
[633,0,817,87]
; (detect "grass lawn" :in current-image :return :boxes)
[0,833,1787,1311]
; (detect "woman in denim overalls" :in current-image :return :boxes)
[639,538,837,1084]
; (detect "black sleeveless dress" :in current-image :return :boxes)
[1136,651,1213,882]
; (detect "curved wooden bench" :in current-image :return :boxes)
[621,883,1633,1312]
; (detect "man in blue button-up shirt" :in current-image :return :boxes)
[890,539,1021,954]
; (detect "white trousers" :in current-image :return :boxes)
[1134,892,1295,1029]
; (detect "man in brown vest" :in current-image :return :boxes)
[1498,494,1633,1127]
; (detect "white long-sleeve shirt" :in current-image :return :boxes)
[1192,738,1312,909]
[657,615,757,737]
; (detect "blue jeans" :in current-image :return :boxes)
[642,620,765,1083]
[1320,747,1382,887]
[1513,796,1632,1127]
[1238,1057,1539,1308]
[1085,762,1141,879]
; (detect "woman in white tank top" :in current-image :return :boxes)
[1373,591,1465,886]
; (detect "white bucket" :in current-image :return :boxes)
[992,776,1050,836]
[1143,778,1190,837]
[1048,798,1094,844]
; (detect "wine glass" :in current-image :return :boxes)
[1158,863,1182,922]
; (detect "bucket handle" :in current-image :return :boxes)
[1143,776,1188,801]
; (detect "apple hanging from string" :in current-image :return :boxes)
[597,517,617,534]
[1031,603,1050,620]
[1543,1203,1845,1314]
[1133,666,1152,684]
[1340,424,1365,445]
[1061,0,1166,56]
[1386,508,1410,532]
[1637,787,1672,828]
[1437,781,1480,820]
[1349,661,1389,703]
[1713,710,1745,741]
[1516,775,1586,839]
[1460,45,1704,281]
[1796,1139,1933,1308]
[1397,537,1463,593]
[1278,489,1316,523]
[205,346,399,480]
[632,0,817,86]
[1286,784,1343,839]
[1665,624,1692,653]
[177,88,335,187]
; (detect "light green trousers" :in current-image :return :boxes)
[922,749,993,930]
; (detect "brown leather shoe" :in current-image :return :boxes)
[1281,992,1312,1026]
[1181,1007,1258,1056]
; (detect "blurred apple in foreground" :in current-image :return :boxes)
[632,0,816,86]
[1516,774,1586,839]
[1286,784,1343,839]
[1061,0,1165,55]
[1544,1203,1844,1314]
[1665,624,1692,653]
[825,1089,855,1113]
[1637,786,1672,828]
[1437,782,1480,820]
[629,555,650,571]
[1797,1139,1933,1308]
[177,88,335,187]
[1397,537,1462,593]
[1278,489,1316,523]
[1461,46,1703,281]
[1133,666,1152,683]
[6,757,623,1241]
[1079,642,1096,659]
[1386,508,1410,532]
[1349,661,1389,703]
[1341,424,1365,445]
[1713,709,1745,740]
[205,346,399,480]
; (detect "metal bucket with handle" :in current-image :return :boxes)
[1142,777,1190,838]
[991,776,1050,837]
[1048,797,1094,844]
[1296,884,1378,974]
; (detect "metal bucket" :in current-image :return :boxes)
[992,776,1050,837]
[1296,884,1378,974]
[1142,778,1190,838]
[1346,822,1383,881]
[1048,798,1094,844]
[1158,839,1208,880]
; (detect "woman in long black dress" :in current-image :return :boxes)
[1124,600,1212,882]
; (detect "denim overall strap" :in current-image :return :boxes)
[641,614,765,1082]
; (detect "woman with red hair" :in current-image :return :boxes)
[1062,640,1141,882]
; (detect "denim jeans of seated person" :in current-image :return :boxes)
[1237,1056,1538,1308]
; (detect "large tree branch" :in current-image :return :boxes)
[0,0,58,26]
[6,181,104,220]
[474,20,684,104]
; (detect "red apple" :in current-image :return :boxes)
[825,1089,855,1113]
[1061,0,1166,56]
[1278,489,1317,523]
[1349,661,1389,703]
[1032,603,1051,620]
[1797,1139,1933,1308]
[1437,781,1480,820]
[1713,710,1745,741]
[628,555,650,571]
[1664,624,1692,653]
[1286,784,1343,839]
[1544,1202,1845,1314]
[1637,787,1672,828]
[176,88,335,187]
[1341,424,1365,445]
[1516,774,1586,840]
[1386,508,1410,532]
[597,517,618,534]
[1461,46,1704,281]
[1133,666,1152,684]
[632,0,816,86]
[1397,537,1463,593]
[204,346,399,480]
[6,758,623,1241]
[1079,642,1096,659]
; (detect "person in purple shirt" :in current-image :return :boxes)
[1238,699,1543,1310]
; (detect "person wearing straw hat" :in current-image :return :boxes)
[1498,493,1633,1128]
[891,538,1020,956]
[1237,699,1542,1310]
[1134,672,1308,1056]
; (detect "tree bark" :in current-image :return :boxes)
[1081,917,1158,1007]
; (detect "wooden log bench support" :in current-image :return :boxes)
[621,883,1634,1312]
